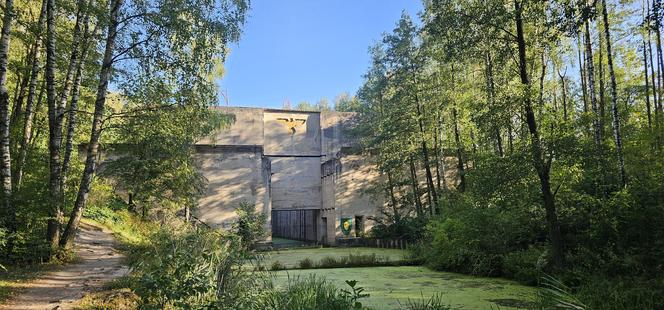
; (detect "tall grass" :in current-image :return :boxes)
[400,293,454,310]
[258,275,368,310]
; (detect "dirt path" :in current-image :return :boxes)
[1,222,128,310]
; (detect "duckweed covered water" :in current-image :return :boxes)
[272,266,537,309]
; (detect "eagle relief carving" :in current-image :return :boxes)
[276,117,306,135]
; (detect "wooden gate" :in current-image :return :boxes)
[271,209,319,242]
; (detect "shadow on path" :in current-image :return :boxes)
[1,222,128,310]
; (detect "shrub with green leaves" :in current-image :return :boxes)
[298,257,314,269]
[270,261,286,271]
[234,202,267,251]
[129,225,265,309]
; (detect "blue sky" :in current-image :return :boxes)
[216,0,423,108]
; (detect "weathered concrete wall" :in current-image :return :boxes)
[194,147,271,235]
[198,107,264,146]
[269,156,321,210]
[263,111,321,156]
[329,155,382,242]
[320,111,354,160]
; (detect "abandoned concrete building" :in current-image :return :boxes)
[194,107,383,245]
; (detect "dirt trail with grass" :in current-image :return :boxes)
[0,223,128,310]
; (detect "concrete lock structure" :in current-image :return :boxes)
[194,107,383,245]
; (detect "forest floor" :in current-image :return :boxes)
[0,222,128,310]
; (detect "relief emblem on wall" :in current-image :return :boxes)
[277,117,306,135]
[340,217,353,236]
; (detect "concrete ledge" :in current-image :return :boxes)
[194,145,263,153]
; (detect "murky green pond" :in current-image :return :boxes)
[272,266,536,309]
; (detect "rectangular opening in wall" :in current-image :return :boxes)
[320,217,328,243]
[354,215,363,237]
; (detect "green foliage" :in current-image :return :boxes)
[422,192,545,278]
[573,276,664,310]
[317,253,384,269]
[532,275,587,310]
[103,107,231,215]
[128,225,264,309]
[298,258,314,269]
[270,261,286,271]
[257,276,369,310]
[234,202,268,251]
[369,216,427,242]
[339,280,370,309]
[333,92,361,112]
[502,246,547,285]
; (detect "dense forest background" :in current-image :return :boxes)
[352,0,664,308]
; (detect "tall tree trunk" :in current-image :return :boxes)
[29,85,45,150]
[648,27,659,117]
[10,45,32,131]
[45,0,64,253]
[538,52,546,120]
[62,0,93,189]
[413,91,438,210]
[437,110,447,190]
[644,40,653,128]
[585,21,602,147]
[507,120,514,154]
[386,170,399,220]
[0,0,16,236]
[486,51,503,157]
[408,156,423,218]
[601,0,627,187]
[597,20,606,141]
[61,0,123,248]
[452,107,466,192]
[14,0,47,190]
[515,0,564,267]
[578,35,589,113]
[557,67,568,121]
[433,122,442,193]
[654,0,664,115]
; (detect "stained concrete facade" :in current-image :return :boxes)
[194,107,382,245]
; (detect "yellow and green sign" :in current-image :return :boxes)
[340,217,353,236]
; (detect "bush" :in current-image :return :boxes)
[270,261,286,271]
[574,276,664,310]
[129,225,265,309]
[234,202,267,251]
[298,258,314,269]
[370,216,428,242]
[502,246,546,285]
[316,254,380,268]
[422,192,544,279]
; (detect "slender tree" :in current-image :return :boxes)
[0,0,16,238]
[601,0,627,187]
[61,0,124,248]
[14,0,47,189]
[644,40,653,128]
[515,0,564,267]
[585,20,602,146]
[62,0,94,188]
